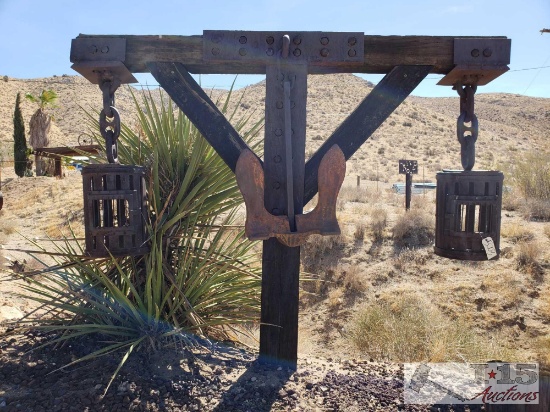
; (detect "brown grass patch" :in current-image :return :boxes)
[392,208,434,248]
[516,241,544,278]
[349,292,513,362]
[501,222,535,242]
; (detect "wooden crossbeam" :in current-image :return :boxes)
[73,34,507,75]
[303,65,432,204]
[148,62,256,172]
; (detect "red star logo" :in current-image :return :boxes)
[488,370,497,379]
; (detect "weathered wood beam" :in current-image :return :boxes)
[74,34,507,75]
[303,65,432,204]
[148,62,254,172]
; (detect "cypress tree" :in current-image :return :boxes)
[13,92,28,177]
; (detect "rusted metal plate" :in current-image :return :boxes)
[236,145,345,247]
[235,149,290,240]
[203,30,364,66]
[399,159,418,174]
[437,38,510,86]
[295,145,345,236]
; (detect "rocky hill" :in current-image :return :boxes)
[1,74,548,184]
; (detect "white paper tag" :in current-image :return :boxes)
[482,237,497,260]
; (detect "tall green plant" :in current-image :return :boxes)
[13,92,27,177]
[14,87,263,392]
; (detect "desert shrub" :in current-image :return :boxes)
[353,222,366,241]
[516,241,543,277]
[500,222,534,242]
[0,210,16,234]
[510,151,550,201]
[392,208,434,248]
[12,88,262,392]
[521,199,550,221]
[370,207,387,241]
[349,294,513,362]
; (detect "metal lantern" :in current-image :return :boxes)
[434,170,503,260]
[82,75,149,257]
[82,164,149,257]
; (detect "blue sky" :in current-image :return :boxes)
[0,0,549,97]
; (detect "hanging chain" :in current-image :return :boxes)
[454,82,478,171]
[99,75,121,164]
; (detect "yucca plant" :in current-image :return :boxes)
[13,86,263,392]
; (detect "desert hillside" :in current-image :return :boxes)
[1,74,549,184]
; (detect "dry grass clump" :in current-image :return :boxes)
[336,263,366,293]
[0,210,16,235]
[538,284,550,321]
[501,222,534,242]
[501,188,523,212]
[392,208,434,248]
[508,150,550,221]
[353,222,367,241]
[521,199,550,221]
[544,224,550,239]
[480,270,524,310]
[511,151,550,201]
[349,293,512,362]
[369,207,387,241]
[301,233,346,269]
[516,241,543,278]
[393,248,428,271]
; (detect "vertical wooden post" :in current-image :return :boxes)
[260,63,307,367]
[405,173,412,210]
[357,175,360,187]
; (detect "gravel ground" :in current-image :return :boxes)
[0,329,493,411]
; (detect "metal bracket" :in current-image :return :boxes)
[203,30,364,66]
[70,37,137,84]
[438,38,511,86]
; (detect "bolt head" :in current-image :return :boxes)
[348,36,357,46]
[293,36,302,45]
[212,47,220,56]
[273,182,281,189]
[274,155,282,163]
[266,35,275,45]
[293,48,301,57]
[276,101,283,109]
[274,129,283,137]
[320,48,329,57]
[266,48,274,56]
[101,46,109,54]
[239,48,247,56]
[239,36,247,44]
[348,49,357,57]
[471,48,480,58]
[320,37,329,46]
[483,48,493,57]
[89,45,98,54]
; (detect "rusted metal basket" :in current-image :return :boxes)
[434,170,503,260]
[82,164,149,257]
